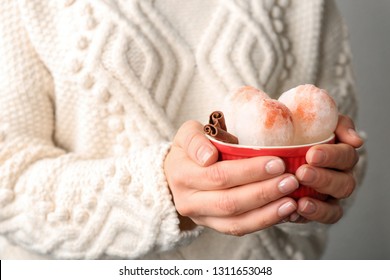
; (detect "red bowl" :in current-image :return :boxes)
[208,134,336,200]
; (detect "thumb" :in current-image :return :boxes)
[335,114,364,148]
[173,120,219,166]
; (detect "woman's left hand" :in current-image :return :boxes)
[293,114,364,224]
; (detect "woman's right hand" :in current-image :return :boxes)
[164,120,300,236]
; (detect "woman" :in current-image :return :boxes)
[0,0,365,259]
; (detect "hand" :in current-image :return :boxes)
[293,114,364,224]
[164,120,301,236]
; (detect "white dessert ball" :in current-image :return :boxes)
[225,86,294,146]
[278,84,338,144]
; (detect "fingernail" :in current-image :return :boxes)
[297,166,316,184]
[310,150,326,165]
[301,200,317,214]
[196,145,214,165]
[278,176,299,194]
[265,159,285,175]
[278,202,296,217]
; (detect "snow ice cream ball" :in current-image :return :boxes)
[278,84,339,144]
[223,85,270,137]
[225,91,295,146]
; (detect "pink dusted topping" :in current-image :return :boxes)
[262,99,293,129]
[279,84,339,144]
[231,85,270,103]
[295,94,316,124]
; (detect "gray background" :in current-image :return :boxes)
[322,0,390,259]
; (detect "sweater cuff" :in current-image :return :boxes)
[147,142,203,252]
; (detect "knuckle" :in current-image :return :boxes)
[182,122,202,144]
[316,200,343,224]
[352,148,360,166]
[175,120,204,149]
[340,173,356,198]
[216,194,239,215]
[323,172,333,188]
[315,170,332,193]
[224,222,245,237]
[175,201,195,217]
[206,165,229,187]
[184,131,201,154]
[329,204,343,224]
[168,169,181,185]
[335,144,359,170]
[255,184,272,203]
[169,169,189,189]
[344,145,359,167]
[256,213,273,229]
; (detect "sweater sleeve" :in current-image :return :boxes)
[0,0,200,259]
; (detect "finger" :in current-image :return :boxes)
[306,143,359,170]
[296,165,356,199]
[194,156,286,190]
[297,197,343,224]
[193,198,297,236]
[168,149,287,191]
[289,214,309,224]
[173,120,219,166]
[335,115,364,148]
[181,174,299,217]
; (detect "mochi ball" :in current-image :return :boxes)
[224,86,294,146]
[278,84,338,144]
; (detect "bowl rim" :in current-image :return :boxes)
[206,133,335,150]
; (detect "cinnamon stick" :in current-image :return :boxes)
[204,124,239,144]
[209,111,227,131]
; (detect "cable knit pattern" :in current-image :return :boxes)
[0,0,366,259]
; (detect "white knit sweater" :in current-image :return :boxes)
[0,0,366,259]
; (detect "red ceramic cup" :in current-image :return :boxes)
[208,134,336,200]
